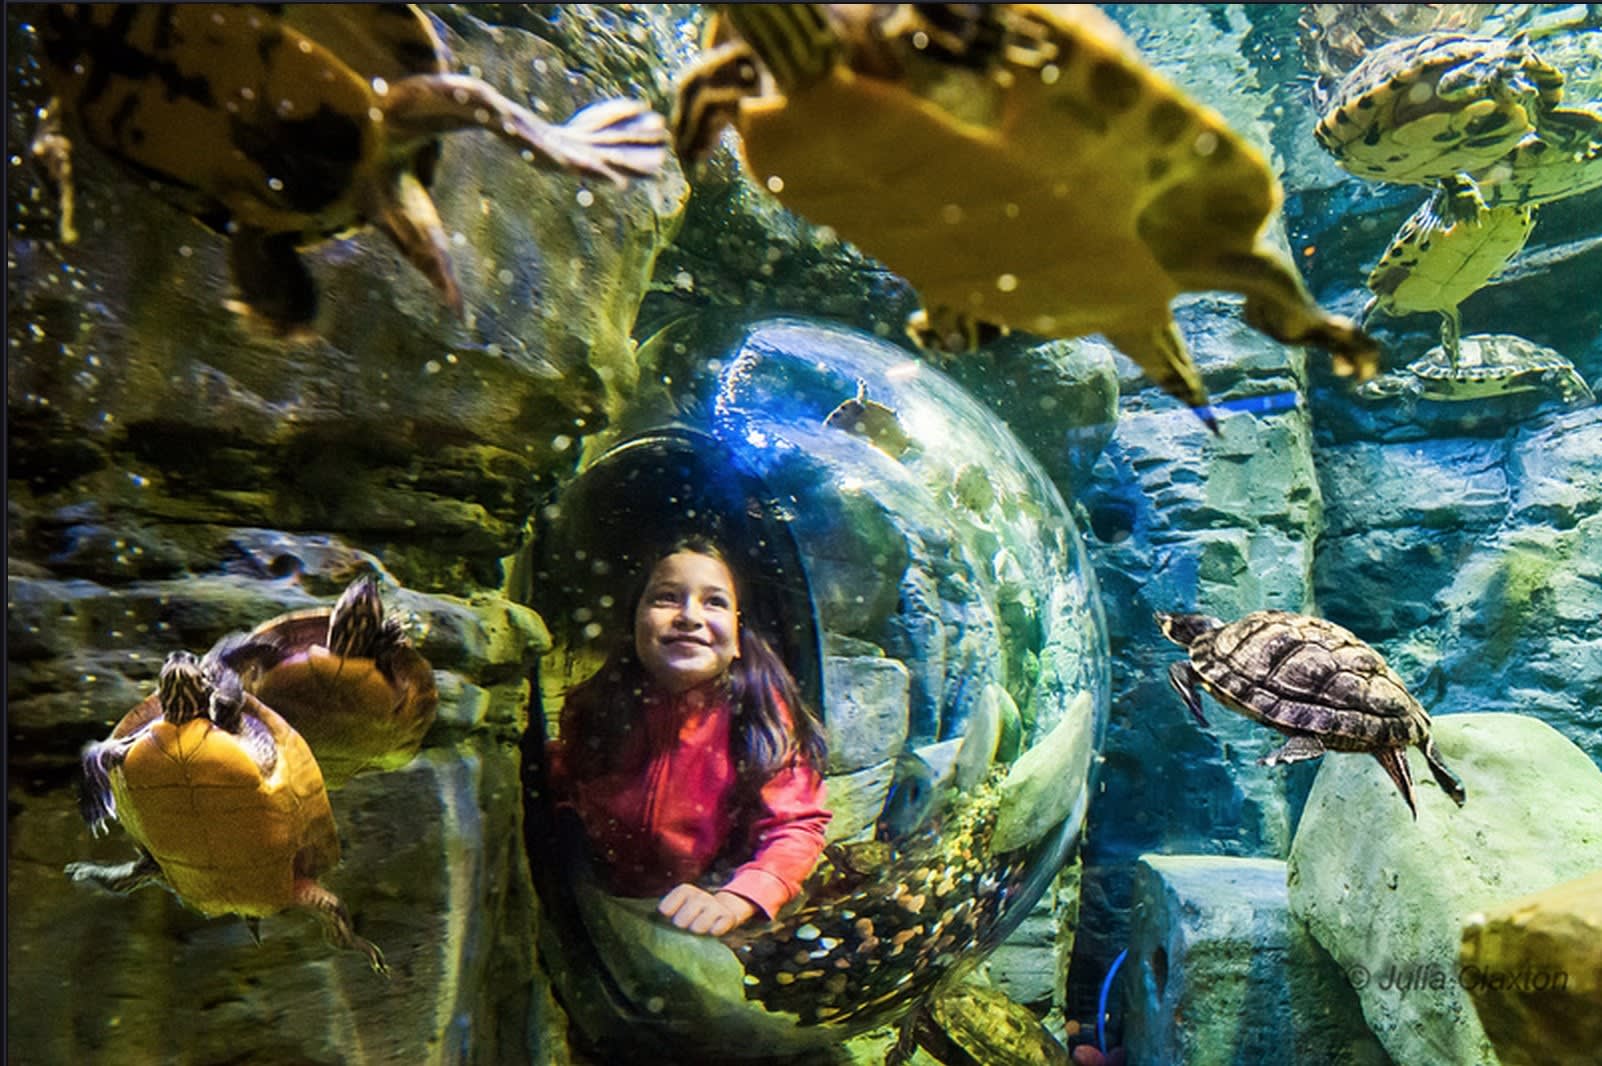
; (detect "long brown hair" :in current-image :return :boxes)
[559,536,827,784]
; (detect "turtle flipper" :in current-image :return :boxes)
[245,917,264,946]
[1167,661,1210,728]
[65,850,165,894]
[1372,747,1419,820]
[370,169,461,316]
[226,227,319,339]
[29,99,78,244]
[1226,252,1383,383]
[905,306,1009,354]
[1103,322,1219,433]
[1439,308,1462,369]
[78,735,137,835]
[381,74,668,185]
[1260,733,1327,766]
[208,629,288,688]
[1419,736,1466,807]
[293,877,389,977]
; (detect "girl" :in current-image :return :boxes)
[548,535,831,936]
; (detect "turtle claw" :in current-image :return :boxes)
[1167,661,1210,728]
[554,98,672,185]
[65,852,165,894]
[245,917,264,946]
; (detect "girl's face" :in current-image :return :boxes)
[634,550,741,693]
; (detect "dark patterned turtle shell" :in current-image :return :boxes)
[898,977,1072,1066]
[1158,609,1467,818]
[1184,610,1425,750]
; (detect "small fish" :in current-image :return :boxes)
[824,380,914,459]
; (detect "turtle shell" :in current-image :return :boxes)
[108,690,339,918]
[706,3,1376,412]
[1473,103,1602,208]
[1314,32,1565,185]
[1185,610,1427,752]
[1365,178,1536,319]
[916,978,1072,1066]
[235,606,439,787]
[1298,4,1489,89]
[1408,334,1594,401]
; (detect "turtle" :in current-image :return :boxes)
[1361,174,1537,365]
[28,3,669,336]
[65,649,386,973]
[1297,3,1490,103]
[1312,29,1602,204]
[1156,610,1467,819]
[216,574,438,788]
[889,972,1073,1066]
[823,379,914,459]
[1312,31,1567,186]
[672,3,1379,431]
[1356,332,1596,405]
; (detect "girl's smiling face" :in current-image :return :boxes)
[634,550,741,693]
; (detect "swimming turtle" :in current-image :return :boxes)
[217,575,438,788]
[673,4,1378,428]
[29,3,669,335]
[1361,175,1537,364]
[889,973,1072,1066]
[1313,29,1602,204]
[1297,4,1489,102]
[1156,610,1467,819]
[824,379,914,459]
[1313,31,1566,186]
[1357,333,1596,405]
[65,649,386,972]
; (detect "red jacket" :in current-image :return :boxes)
[549,682,830,919]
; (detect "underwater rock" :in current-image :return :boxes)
[1126,855,1390,1066]
[823,655,911,775]
[992,693,1097,856]
[1459,868,1602,1066]
[820,759,898,846]
[1288,713,1602,1066]
[932,337,1121,499]
[1317,407,1602,758]
[7,7,690,591]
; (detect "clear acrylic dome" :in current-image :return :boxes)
[520,317,1110,1059]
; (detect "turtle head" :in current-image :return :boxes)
[328,575,389,659]
[157,651,211,723]
[718,4,843,93]
[1154,612,1224,648]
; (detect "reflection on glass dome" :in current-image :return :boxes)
[520,317,1110,1060]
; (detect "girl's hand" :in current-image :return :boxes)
[658,883,757,935]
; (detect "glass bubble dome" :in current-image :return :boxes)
[519,317,1110,1060]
